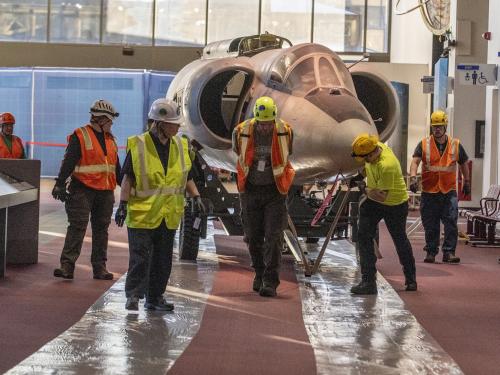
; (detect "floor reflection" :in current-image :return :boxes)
[297,239,463,375]
[6,223,222,375]
[7,225,464,374]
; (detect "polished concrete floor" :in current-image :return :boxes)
[6,216,463,374]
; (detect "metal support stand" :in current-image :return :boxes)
[406,216,423,237]
[284,183,353,276]
[310,184,352,275]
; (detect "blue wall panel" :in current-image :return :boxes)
[0,68,175,176]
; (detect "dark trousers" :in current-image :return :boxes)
[125,220,176,301]
[358,199,416,283]
[420,191,459,255]
[240,186,287,287]
[60,184,114,271]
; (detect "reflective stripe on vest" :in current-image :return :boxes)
[421,136,458,193]
[0,135,24,159]
[126,133,191,229]
[72,125,117,190]
[236,118,295,194]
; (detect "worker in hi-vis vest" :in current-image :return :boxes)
[52,100,121,281]
[115,98,205,311]
[0,112,26,159]
[409,110,470,264]
[350,133,417,295]
[232,96,295,298]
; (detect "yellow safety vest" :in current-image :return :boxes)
[126,132,192,229]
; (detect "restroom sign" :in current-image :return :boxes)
[457,64,497,86]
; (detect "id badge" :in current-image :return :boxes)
[257,160,266,172]
[193,217,201,230]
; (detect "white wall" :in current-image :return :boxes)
[448,0,489,207]
[484,0,500,193]
[389,3,433,172]
[390,3,433,65]
[359,62,430,171]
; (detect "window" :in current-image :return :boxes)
[155,0,205,46]
[0,0,390,57]
[284,57,316,95]
[318,57,340,87]
[0,0,48,42]
[314,0,365,53]
[50,0,100,43]
[103,0,153,45]
[261,0,312,45]
[366,0,389,53]
[207,0,258,44]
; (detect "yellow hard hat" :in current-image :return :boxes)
[430,110,448,126]
[254,96,277,121]
[351,133,379,159]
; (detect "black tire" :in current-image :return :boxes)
[305,237,319,244]
[179,205,200,261]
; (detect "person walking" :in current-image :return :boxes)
[115,98,204,311]
[350,133,417,295]
[0,112,26,159]
[52,100,121,280]
[232,96,295,298]
[409,110,470,264]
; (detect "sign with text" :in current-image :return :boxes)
[421,76,434,94]
[457,64,497,86]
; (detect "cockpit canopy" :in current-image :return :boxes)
[268,44,356,97]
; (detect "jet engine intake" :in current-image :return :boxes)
[350,69,400,142]
[198,69,253,150]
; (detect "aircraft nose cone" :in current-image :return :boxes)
[305,87,373,125]
[285,90,376,182]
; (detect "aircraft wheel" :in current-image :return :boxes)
[305,237,319,244]
[179,201,200,260]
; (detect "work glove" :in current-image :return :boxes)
[409,176,419,194]
[194,196,207,215]
[356,180,367,195]
[349,172,365,188]
[52,182,68,202]
[462,181,471,196]
[114,200,127,227]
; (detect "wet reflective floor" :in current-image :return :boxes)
[298,241,463,375]
[7,226,463,374]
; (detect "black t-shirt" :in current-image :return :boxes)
[413,136,468,165]
[121,131,194,182]
[56,126,121,186]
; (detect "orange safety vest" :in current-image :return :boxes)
[421,135,459,193]
[71,125,118,191]
[235,118,295,195]
[0,134,24,159]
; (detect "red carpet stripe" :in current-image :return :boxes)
[168,235,317,375]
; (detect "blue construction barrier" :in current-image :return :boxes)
[0,67,175,176]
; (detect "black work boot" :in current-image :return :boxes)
[252,275,263,292]
[144,297,174,311]
[442,253,460,264]
[424,253,436,263]
[259,283,277,297]
[350,281,377,295]
[93,264,114,280]
[54,263,74,279]
[125,296,139,311]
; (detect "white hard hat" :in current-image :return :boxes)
[148,98,182,124]
[90,99,119,120]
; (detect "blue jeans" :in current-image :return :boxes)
[420,191,458,255]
